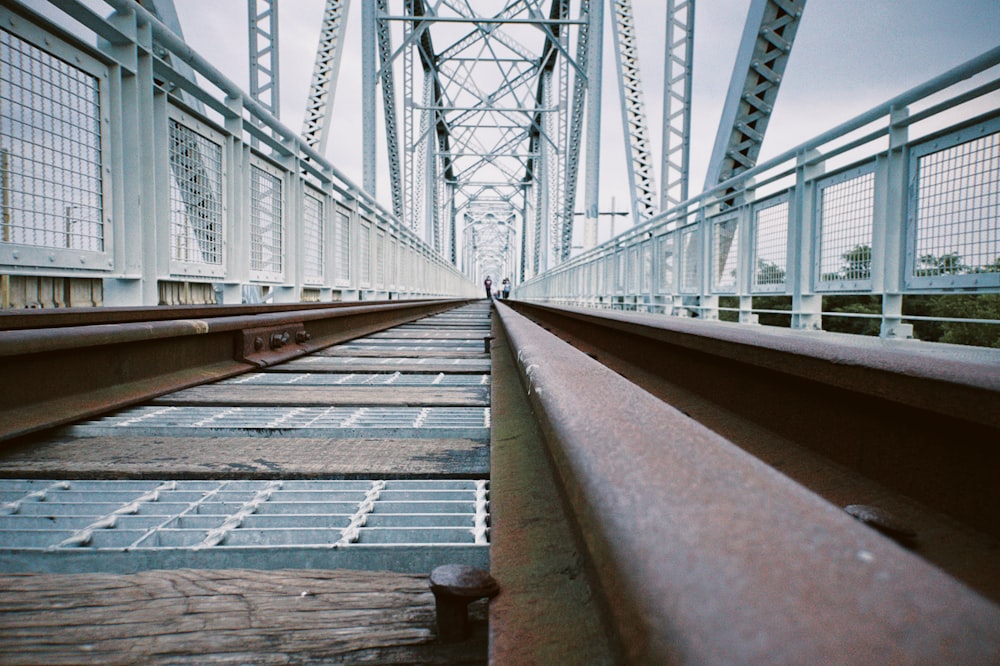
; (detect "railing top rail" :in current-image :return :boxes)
[84,0,455,272]
[537,44,1000,274]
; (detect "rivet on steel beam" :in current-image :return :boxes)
[483,336,495,353]
[296,330,311,344]
[844,504,917,548]
[253,336,265,352]
[429,564,499,643]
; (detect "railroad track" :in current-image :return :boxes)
[1,299,998,663]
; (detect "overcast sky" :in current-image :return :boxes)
[160,1,999,235]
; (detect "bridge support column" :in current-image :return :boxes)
[878,106,913,339]
[216,283,244,305]
[699,294,719,321]
[881,293,913,339]
[739,295,757,324]
[103,278,143,307]
[790,150,823,330]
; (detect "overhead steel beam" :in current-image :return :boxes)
[580,0,602,259]
[362,0,376,194]
[704,0,806,189]
[301,0,350,154]
[610,0,657,223]
[661,0,694,210]
[248,0,280,117]
[376,0,404,219]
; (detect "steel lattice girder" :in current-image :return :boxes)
[372,1,590,274]
[248,0,280,117]
[705,0,807,188]
[661,0,694,210]
[301,0,350,153]
[610,0,657,222]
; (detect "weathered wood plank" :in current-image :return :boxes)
[0,568,487,665]
[150,385,489,407]
[0,436,489,479]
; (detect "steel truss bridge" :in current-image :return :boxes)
[0,0,996,340]
[1,1,1000,662]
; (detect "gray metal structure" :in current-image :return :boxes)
[704,0,806,190]
[610,0,657,223]
[660,0,694,210]
[364,1,595,283]
[301,0,351,154]
[248,0,280,118]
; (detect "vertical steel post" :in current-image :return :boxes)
[878,106,913,339]
[1,148,10,309]
[362,0,376,195]
[301,0,350,154]
[661,0,694,210]
[582,0,604,264]
[610,0,657,223]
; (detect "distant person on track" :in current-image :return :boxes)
[483,275,493,299]
[501,278,510,299]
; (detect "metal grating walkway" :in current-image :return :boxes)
[0,302,494,574]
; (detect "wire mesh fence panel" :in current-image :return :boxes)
[302,190,324,283]
[627,245,639,293]
[816,166,875,289]
[680,226,699,293]
[712,215,739,292]
[909,124,1000,287]
[658,233,675,294]
[360,222,371,286]
[376,230,386,289]
[641,241,653,294]
[0,28,104,254]
[752,196,789,292]
[249,163,283,279]
[168,118,223,269]
[335,209,351,285]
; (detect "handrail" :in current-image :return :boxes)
[536,44,1000,270]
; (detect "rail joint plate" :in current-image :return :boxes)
[238,323,310,367]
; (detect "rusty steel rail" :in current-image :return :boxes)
[0,299,472,442]
[491,300,1000,663]
[0,299,419,331]
[503,301,1000,541]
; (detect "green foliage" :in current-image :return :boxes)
[755,259,786,285]
[903,294,1000,348]
[823,295,881,336]
[752,295,792,328]
[841,244,872,280]
[718,296,739,323]
[915,252,967,276]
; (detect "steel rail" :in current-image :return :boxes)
[0,299,472,442]
[491,299,1000,663]
[0,299,436,331]
[502,302,1000,539]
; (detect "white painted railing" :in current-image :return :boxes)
[518,47,1000,344]
[0,0,478,307]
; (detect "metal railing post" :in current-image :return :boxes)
[878,106,914,338]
